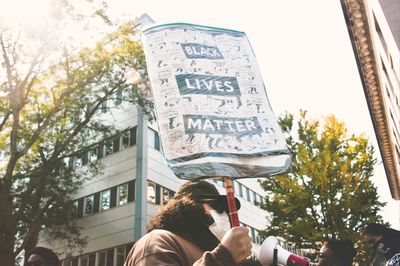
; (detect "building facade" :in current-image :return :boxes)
[378,0,400,49]
[341,0,400,199]
[40,102,270,266]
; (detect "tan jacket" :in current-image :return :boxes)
[124,229,237,266]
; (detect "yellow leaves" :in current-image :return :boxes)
[0,131,9,150]
[263,111,383,255]
[323,115,347,137]
[297,144,309,161]
[340,159,350,176]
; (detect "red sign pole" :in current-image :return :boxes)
[223,177,240,227]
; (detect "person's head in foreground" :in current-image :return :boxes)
[25,247,60,266]
[317,239,356,266]
[124,180,253,265]
[148,179,249,252]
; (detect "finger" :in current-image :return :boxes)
[241,226,249,233]
[247,249,252,258]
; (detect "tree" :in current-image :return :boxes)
[259,111,385,263]
[0,5,153,264]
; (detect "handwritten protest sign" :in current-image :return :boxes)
[142,23,291,180]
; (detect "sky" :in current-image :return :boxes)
[109,0,399,229]
[0,0,398,228]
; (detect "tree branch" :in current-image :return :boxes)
[0,111,11,132]
[14,196,55,256]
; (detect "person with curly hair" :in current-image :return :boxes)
[124,180,253,266]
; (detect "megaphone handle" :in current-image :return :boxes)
[223,177,240,227]
[273,248,278,266]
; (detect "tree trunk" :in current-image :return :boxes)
[0,183,17,266]
[0,219,17,266]
[0,252,16,266]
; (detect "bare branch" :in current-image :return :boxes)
[0,111,11,131]
[0,33,14,92]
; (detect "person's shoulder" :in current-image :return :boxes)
[125,230,185,265]
[136,229,204,265]
[147,229,175,237]
[136,229,182,248]
[144,229,178,241]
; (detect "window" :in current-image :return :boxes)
[66,244,137,266]
[121,131,130,150]
[155,184,161,205]
[72,181,134,218]
[104,140,113,156]
[89,254,95,266]
[162,188,174,205]
[80,255,89,266]
[97,251,106,266]
[241,185,249,201]
[71,258,78,266]
[249,190,255,204]
[93,193,100,213]
[113,137,120,153]
[148,129,156,149]
[128,180,135,202]
[100,101,108,113]
[147,129,161,150]
[118,183,128,206]
[77,198,84,218]
[63,259,71,266]
[106,248,114,266]
[113,89,123,106]
[97,144,104,159]
[233,181,240,196]
[374,14,388,55]
[116,246,126,266]
[84,195,94,216]
[250,227,256,243]
[154,131,160,150]
[62,157,73,171]
[147,182,156,204]
[72,152,89,168]
[81,151,88,165]
[237,182,243,197]
[110,187,117,208]
[74,156,83,169]
[89,148,98,162]
[130,127,137,146]
[255,230,262,245]
[255,194,262,206]
[101,190,111,211]
[70,200,79,218]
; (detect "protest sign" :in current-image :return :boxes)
[142,23,291,180]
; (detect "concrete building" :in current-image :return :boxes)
[341,0,400,199]
[378,0,400,49]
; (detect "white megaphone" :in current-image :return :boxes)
[259,236,309,266]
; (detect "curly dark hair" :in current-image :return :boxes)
[147,195,219,251]
[324,239,356,266]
